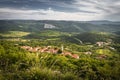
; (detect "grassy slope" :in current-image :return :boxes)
[0,31,30,37]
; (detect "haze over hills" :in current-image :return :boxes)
[0,20,120,33]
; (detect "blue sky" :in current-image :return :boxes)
[0,0,120,21]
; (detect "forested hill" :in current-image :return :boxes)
[0,20,120,33]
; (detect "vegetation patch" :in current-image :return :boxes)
[0,31,30,38]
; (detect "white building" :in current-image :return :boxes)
[44,24,56,29]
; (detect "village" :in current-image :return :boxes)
[20,45,80,59]
[20,41,112,60]
[20,41,113,60]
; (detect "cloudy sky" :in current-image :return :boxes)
[0,0,120,21]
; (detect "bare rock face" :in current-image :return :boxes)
[44,23,56,29]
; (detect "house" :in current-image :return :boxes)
[63,51,72,56]
[96,41,111,47]
[72,54,79,59]
[97,54,107,59]
[62,51,79,59]
[40,47,49,53]
[96,42,105,47]
[30,47,40,52]
[44,24,56,29]
[109,47,115,50]
[21,46,32,50]
[84,51,92,55]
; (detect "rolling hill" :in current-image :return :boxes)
[0,20,120,33]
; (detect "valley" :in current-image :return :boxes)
[0,20,120,80]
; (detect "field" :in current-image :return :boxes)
[0,31,30,37]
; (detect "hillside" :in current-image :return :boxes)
[0,20,120,33]
[0,20,120,80]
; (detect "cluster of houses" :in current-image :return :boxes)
[96,54,107,59]
[96,41,115,50]
[20,46,79,59]
[20,43,111,59]
[96,41,111,47]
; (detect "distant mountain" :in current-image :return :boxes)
[86,20,120,25]
[86,20,112,25]
[0,20,120,33]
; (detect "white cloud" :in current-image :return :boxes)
[0,0,120,20]
[0,0,120,21]
[0,7,103,21]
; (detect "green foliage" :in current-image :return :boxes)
[0,20,120,80]
[74,32,111,43]
[112,44,120,52]
[0,36,120,80]
[113,36,120,43]
[57,49,62,54]
[0,45,5,54]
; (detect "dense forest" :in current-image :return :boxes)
[0,20,120,80]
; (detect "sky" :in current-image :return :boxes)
[0,0,120,21]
